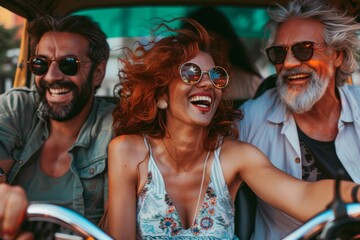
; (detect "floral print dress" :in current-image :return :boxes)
[136,138,238,239]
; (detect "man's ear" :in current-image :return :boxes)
[334,50,344,67]
[92,61,106,87]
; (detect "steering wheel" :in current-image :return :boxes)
[283,172,360,240]
[282,203,360,240]
[23,203,113,240]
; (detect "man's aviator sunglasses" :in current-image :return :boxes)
[266,41,315,65]
[27,56,91,76]
[179,62,229,89]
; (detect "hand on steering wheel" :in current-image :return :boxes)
[0,184,28,239]
[283,171,360,240]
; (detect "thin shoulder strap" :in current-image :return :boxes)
[143,134,149,150]
[210,146,231,198]
[142,135,154,165]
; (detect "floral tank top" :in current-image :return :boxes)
[136,138,238,239]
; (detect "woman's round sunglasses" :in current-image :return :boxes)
[179,62,229,89]
[27,56,91,76]
[265,41,315,65]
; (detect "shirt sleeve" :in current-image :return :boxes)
[0,88,38,160]
[238,100,253,142]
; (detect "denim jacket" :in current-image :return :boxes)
[0,87,115,224]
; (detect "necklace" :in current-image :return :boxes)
[162,138,205,172]
[161,138,210,225]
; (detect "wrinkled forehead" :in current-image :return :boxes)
[35,31,89,58]
[274,17,324,46]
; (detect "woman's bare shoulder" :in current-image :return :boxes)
[108,134,148,166]
[216,139,265,192]
[221,139,268,165]
[109,134,145,149]
[222,139,262,154]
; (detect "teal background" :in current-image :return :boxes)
[74,6,269,39]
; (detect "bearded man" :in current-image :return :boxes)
[238,0,360,239]
[0,15,115,239]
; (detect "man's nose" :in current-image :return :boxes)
[282,50,302,68]
[45,60,64,80]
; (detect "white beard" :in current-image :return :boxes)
[277,71,330,114]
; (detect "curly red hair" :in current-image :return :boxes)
[113,18,243,151]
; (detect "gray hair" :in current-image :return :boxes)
[267,0,360,85]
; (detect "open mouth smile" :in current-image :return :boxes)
[287,73,311,81]
[49,87,72,96]
[189,95,212,109]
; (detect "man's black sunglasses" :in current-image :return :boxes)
[27,56,92,76]
[265,41,315,65]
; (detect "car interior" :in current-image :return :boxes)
[1,0,360,239]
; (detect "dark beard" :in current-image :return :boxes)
[36,69,94,122]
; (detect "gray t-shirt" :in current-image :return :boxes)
[13,151,74,209]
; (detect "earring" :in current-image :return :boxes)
[157,99,168,109]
